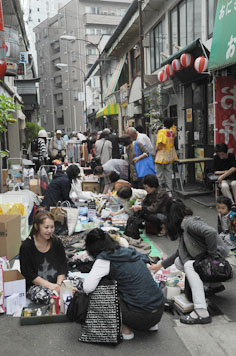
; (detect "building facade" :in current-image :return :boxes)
[34,0,131,133]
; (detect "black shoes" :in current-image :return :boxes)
[205,285,225,297]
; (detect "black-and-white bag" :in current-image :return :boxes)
[79,279,122,344]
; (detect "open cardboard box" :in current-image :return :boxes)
[4,270,26,309]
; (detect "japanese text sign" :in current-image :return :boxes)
[215,76,236,154]
[209,0,236,71]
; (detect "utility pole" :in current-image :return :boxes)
[138,0,145,116]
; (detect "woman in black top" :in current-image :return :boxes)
[20,210,67,304]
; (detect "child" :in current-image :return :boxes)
[217,196,236,250]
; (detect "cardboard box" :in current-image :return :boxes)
[0,215,21,260]
[29,179,40,195]
[20,309,69,325]
[4,270,26,309]
[82,181,100,193]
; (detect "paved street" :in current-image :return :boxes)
[1,198,236,356]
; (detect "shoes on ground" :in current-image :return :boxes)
[205,285,225,297]
[149,323,159,331]
[180,310,212,325]
[122,331,134,340]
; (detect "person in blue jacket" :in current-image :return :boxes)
[41,165,80,207]
[83,228,165,340]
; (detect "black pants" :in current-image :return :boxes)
[120,299,165,331]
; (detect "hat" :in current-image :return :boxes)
[56,130,62,134]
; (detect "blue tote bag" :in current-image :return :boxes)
[134,141,156,178]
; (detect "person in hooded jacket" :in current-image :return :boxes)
[84,228,165,340]
[41,165,80,208]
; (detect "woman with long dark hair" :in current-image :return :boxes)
[84,228,165,340]
[20,210,67,304]
[150,199,236,325]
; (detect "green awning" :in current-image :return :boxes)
[96,104,119,118]
[161,39,201,67]
[105,57,126,98]
[209,0,236,71]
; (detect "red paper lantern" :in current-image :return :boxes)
[158,70,168,82]
[0,59,7,78]
[180,53,193,67]
[172,59,182,72]
[194,56,208,73]
[165,63,174,77]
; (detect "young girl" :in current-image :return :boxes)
[20,210,67,304]
[217,196,236,250]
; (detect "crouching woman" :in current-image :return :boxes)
[83,228,165,340]
[150,199,236,325]
[20,210,67,304]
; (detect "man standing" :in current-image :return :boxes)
[155,118,178,192]
[49,130,66,161]
[103,128,121,159]
[126,127,154,156]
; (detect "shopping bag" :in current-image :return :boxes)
[39,167,49,196]
[50,204,68,235]
[0,265,5,313]
[134,142,156,178]
[79,279,122,344]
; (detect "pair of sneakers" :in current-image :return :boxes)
[122,324,158,341]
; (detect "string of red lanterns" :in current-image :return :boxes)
[157,52,208,83]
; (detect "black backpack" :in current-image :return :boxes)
[31,138,39,156]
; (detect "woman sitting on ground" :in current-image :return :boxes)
[107,171,131,192]
[20,210,67,304]
[149,199,236,325]
[83,228,165,340]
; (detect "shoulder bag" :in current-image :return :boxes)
[193,253,233,283]
[134,141,156,178]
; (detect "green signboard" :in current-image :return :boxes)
[209,0,236,71]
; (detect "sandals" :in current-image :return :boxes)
[180,310,212,325]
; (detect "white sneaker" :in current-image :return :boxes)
[149,324,159,331]
[122,332,134,340]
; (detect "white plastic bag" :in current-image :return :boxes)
[70,178,95,202]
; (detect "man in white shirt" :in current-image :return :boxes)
[126,127,154,155]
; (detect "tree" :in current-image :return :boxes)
[25,121,43,148]
[0,93,21,157]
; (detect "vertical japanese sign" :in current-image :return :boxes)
[209,0,236,71]
[215,76,236,154]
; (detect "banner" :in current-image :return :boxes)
[215,76,236,154]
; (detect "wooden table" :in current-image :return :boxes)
[174,157,213,192]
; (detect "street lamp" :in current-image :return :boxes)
[60,35,103,107]
[56,63,88,130]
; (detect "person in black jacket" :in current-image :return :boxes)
[41,165,80,207]
[213,143,236,203]
[103,128,121,159]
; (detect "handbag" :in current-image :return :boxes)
[193,253,233,283]
[79,279,122,344]
[67,291,89,324]
[134,141,156,178]
[50,203,68,235]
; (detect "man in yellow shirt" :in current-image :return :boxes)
[155,118,178,192]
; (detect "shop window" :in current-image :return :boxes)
[207,0,218,38]
[150,19,166,72]
[170,0,202,54]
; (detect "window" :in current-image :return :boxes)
[150,20,166,72]
[71,51,76,62]
[170,0,202,54]
[72,69,78,81]
[85,7,102,15]
[207,0,218,38]
[86,46,97,55]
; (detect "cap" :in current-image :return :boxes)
[38,129,47,138]
[56,130,62,134]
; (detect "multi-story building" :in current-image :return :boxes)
[20,0,71,70]
[34,0,132,133]
[87,0,221,186]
